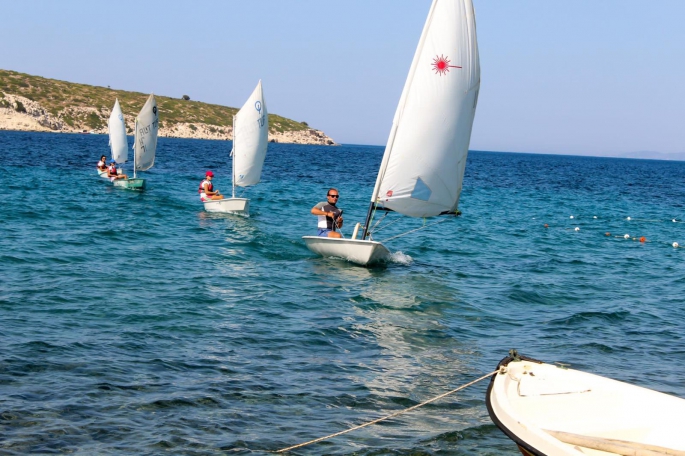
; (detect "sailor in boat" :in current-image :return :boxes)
[97,155,107,172]
[310,189,344,238]
[199,171,223,201]
[107,161,128,182]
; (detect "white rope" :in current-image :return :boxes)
[275,370,498,453]
[371,215,403,235]
[380,216,453,243]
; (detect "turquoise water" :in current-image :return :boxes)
[1,130,684,455]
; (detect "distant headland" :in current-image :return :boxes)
[0,69,337,145]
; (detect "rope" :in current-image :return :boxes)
[380,216,453,243]
[371,215,403,235]
[275,370,498,453]
[370,210,389,233]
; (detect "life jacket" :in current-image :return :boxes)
[198,179,213,194]
[108,165,117,175]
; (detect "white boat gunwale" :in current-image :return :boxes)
[486,352,546,456]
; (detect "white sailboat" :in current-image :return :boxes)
[303,0,480,266]
[203,80,268,216]
[103,98,128,178]
[113,94,158,190]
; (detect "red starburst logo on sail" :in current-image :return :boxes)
[432,55,461,75]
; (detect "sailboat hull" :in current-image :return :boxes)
[203,198,249,216]
[302,236,391,266]
[112,178,146,190]
[97,169,109,179]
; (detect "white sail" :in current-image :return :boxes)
[232,80,268,187]
[134,94,158,172]
[371,0,480,218]
[108,98,128,164]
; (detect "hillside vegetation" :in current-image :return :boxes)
[0,69,313,136]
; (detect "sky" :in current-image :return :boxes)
[1,0,684,157]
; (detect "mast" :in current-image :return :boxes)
[133,118,138,178]
[231,114,236,198]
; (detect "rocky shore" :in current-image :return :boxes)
[0,93,337,145]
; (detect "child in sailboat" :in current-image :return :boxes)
[311,189,343,238]
[107,161,128,182]
[199,171,223,201]
[97,155,107,172]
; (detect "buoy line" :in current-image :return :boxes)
[275,370,499,453]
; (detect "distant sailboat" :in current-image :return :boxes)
[103,98,128,178]
[303,0,480,265]
[203,80,268,216]
[113,94,158,190]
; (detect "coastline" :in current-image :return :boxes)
[0,93,337,145]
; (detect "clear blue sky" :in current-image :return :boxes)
[1,1,684,157]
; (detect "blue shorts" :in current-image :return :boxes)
[317,229,332,237]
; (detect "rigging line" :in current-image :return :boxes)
[370,211,390,233]
[380,216,453,243]
[371,216,404,236]
[275,370,499,454]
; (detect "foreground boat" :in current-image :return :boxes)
[303,0,479,265]
[486,350,685,456]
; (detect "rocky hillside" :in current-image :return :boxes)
[0,69,336,145]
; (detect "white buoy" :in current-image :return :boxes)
[673,219,677,223]
[574,227,580,231]
[593,216,597,219]
[674,242,679,248]
[570,215,574,219]
[627,216,631,221]
[624,234,630,239]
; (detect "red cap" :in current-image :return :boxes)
[205,171,214,177]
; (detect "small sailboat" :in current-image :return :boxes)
[113,94,158,190]
[103,98,128,178]
[487,350,685,456]
[203,81,268,216]
[303,0,480,265]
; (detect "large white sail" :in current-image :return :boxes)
[134,94,158,172]
[108,98,128,164]
[371,0,480,218]
[232,80,268,187]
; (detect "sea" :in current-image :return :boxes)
[1,129,684,455]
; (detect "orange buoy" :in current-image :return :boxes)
[605,232,611,236]
[544,224,549,228]
[639,236,646,243]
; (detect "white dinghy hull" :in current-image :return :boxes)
[98,170,109,179]
[203,198,249,216]
[113,178,146,190]
[486,351,685,456]
[302,236,391,266]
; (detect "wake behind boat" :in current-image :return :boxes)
[303,0,480,265]
[487,351,685,456]
[203,81,268,216]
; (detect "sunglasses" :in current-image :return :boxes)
[327,194,339,198]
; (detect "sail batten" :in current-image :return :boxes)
[108,99,128,164]
[233,80,268,188]
[134,94,158,172]
[370,0,480,219]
